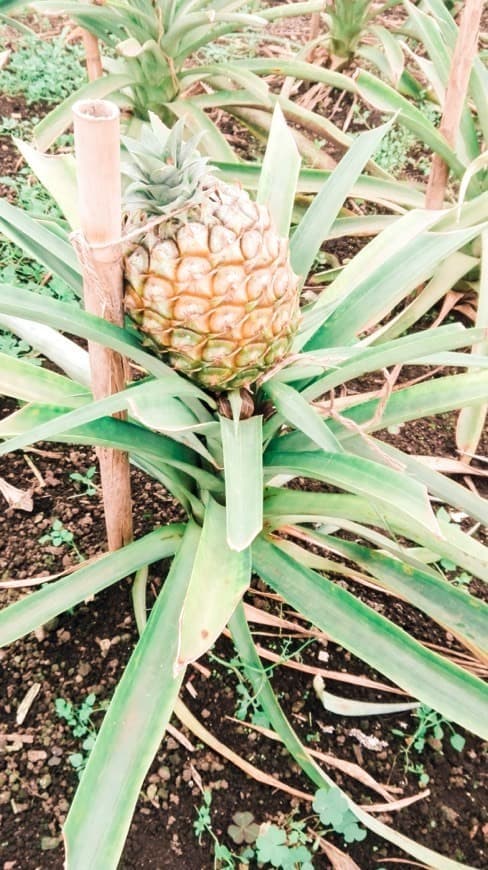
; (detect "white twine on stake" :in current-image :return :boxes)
[69,186,222,307]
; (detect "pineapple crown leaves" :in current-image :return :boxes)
[122,114,211,216]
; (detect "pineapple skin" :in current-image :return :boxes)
[123,179,300,391]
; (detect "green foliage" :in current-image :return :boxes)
[55,693,99,777]
[0,30,86,104]
[313,788,367,844]
[227,812,260,846]
[0,108,487,870]
[392,704,466,786]
[69,465,98,497]
[39,518,83,561]
[438,558,472,590]
[194,789,245,868]
[352,103,441,177]
[0,168,77,360]
[255,824,313,869]
[210,639,313,729]
[0,329,32,359]
[325,0,374,59]
[194,798,315,870]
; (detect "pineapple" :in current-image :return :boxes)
[122,117,300,391]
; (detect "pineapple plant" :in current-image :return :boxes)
[122,118,300,390]
[0,106,487,870]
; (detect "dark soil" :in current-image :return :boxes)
[1,399,487,870]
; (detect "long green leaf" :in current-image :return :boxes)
[0,526,183,648]
[306,222,486,349]
[0,285,183,381]
[291,121,392,279]
[215,161,425,208]
[263,487,488,584]
[220,414,263,551]
[15,141,79,228]
[300,324,483,401]
[0,404,225,495]
[176,498,251,668]
[327,370,488,437]
[33,74,134,151]
[64,523,198,870]
[0,353,90,406]
[404,0,479,163]
[356,70,466,176]
[257,103,300,236]
[456,230,488,458]
[0,200,82,293]
[252,537,488,738]
[0,377,206,459]
[264,450,440,536]
[264,380,343,453]
[346,435,488,526]
[305,531,488,654]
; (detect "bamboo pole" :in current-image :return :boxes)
[425,0,484,209]
[72,100,133,551]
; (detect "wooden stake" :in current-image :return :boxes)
[81,29,103,81]
[73,99,133,551]
[425,0,484,209]
[309,12,321,40]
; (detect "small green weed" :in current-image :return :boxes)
[438,557,472,590]
[39,518,83,561]
[312,788,366,844]
[194,790,315,869]
[0,114,38,138]
[392,704,466,785]
[193,785,368,867]
[0,31,86,104]
[69,466,98,497]
[255,822,314,869]
[194,789,246,869]
[55,694,100,777]
[210,639,313,731]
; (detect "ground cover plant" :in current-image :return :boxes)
[0,3,487,869]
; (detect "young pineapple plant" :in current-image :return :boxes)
[0,107,487,870]
[122,118,299,390]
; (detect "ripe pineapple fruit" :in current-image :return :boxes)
[122,116,300,391]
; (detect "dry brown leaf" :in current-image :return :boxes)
[310,832,362,870]
[0,476,33,512]
[227,716,397,802]
[0,50,11,69]
[16,683,41,725]
[175,699,311,802]
[416,456,488,476]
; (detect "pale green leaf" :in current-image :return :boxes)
[257,103,300,236]
[64,523,198,870]
[175,498,251,669]
[220,415,263,551]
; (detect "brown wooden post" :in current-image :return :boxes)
[72,99,133,551]
[81,29,103,81]
[425,0,484,209]
[310,12,321,40]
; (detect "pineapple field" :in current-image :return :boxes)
[0,2,487,869]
